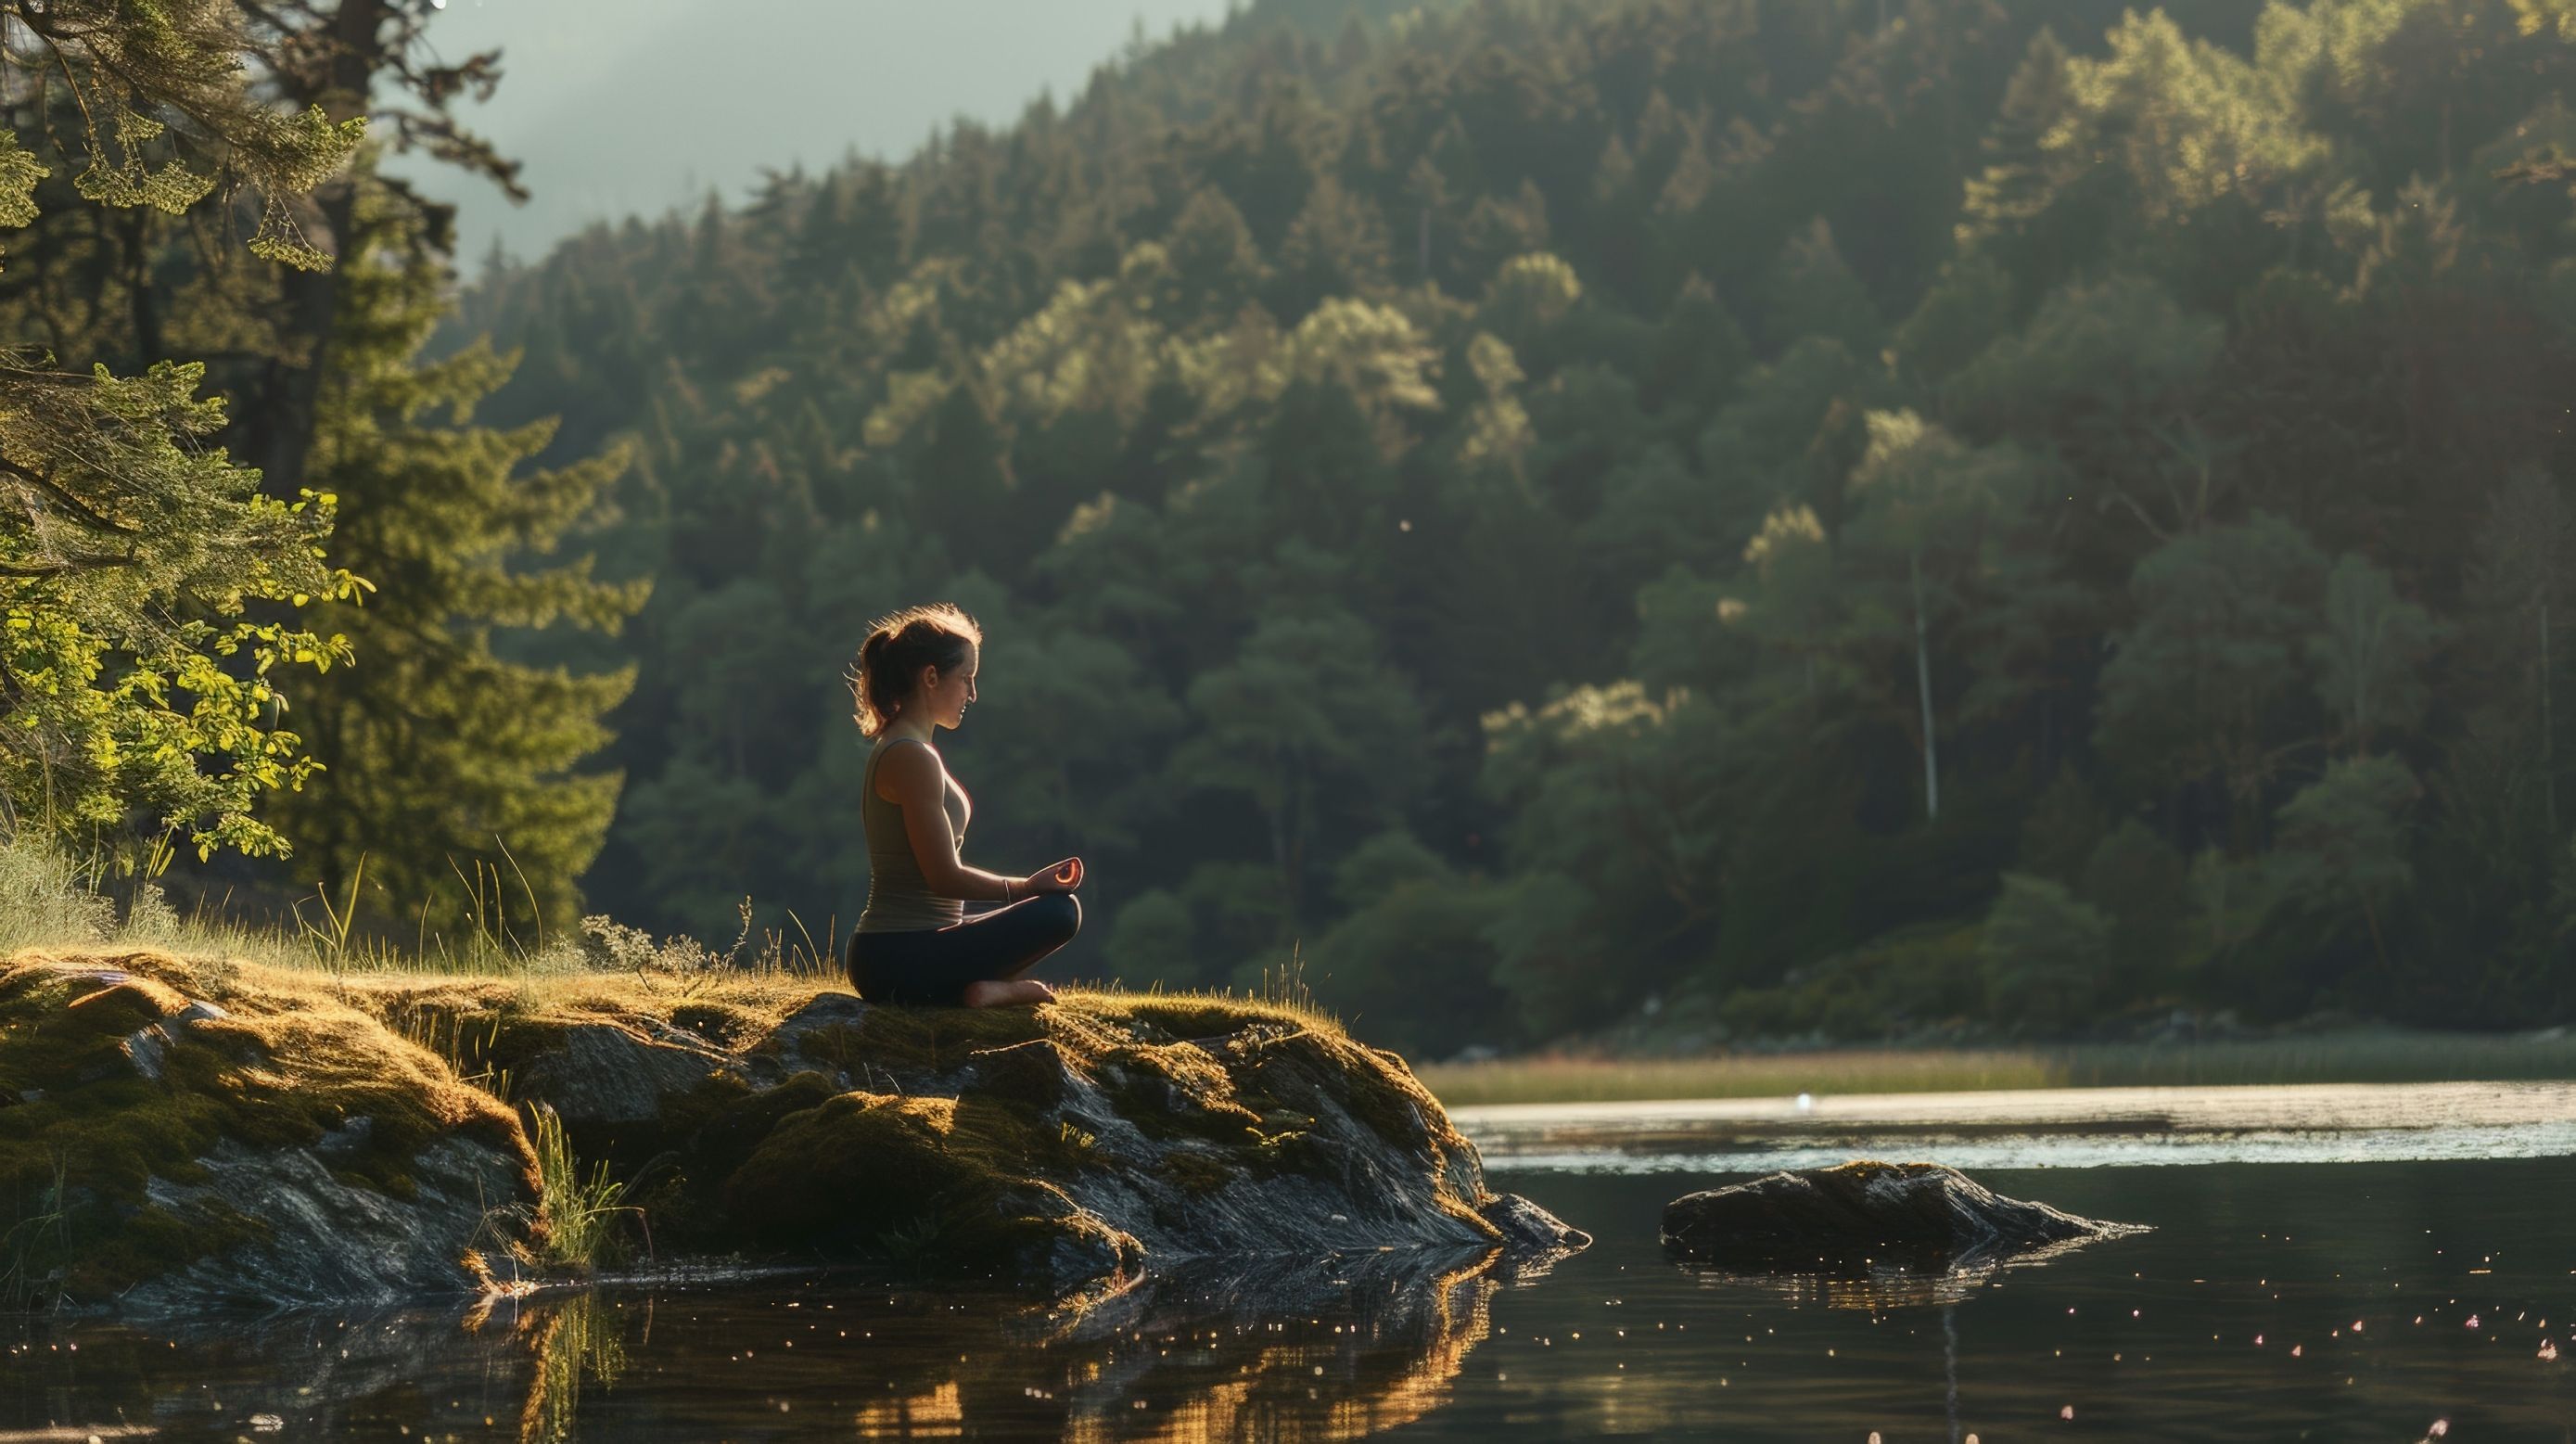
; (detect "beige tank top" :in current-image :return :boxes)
[856,735,970,933]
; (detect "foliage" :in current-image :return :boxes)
[254,190,644,932]
[1982,874,2114,1033]
[0,356,361,860]
[26,0,2576,1039]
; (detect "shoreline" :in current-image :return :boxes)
[1414,1029,2576,1106]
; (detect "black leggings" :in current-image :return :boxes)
[846,893,1081,1006]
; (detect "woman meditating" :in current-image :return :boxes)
[845,604,1084,1008]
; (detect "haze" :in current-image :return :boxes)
[404,0,1237,263]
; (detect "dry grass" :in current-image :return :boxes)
[1416,1032,2576,1106]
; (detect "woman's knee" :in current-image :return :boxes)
[1037,890,1081,940]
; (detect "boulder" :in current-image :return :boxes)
[1661,1160,2145,1274]
[9,950,1579,1312]
[0,951,539,1314]
[511,1019,735,1127]
[709,1008,1585,1297]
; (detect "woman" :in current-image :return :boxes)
[844,603,1084,1008]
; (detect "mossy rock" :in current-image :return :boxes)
[0,951,539,1310]
[721,1091,1141,1290]
[6,952,1580,1309]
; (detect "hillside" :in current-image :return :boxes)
[419,0,2576,1052]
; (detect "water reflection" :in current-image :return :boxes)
[504,1291,627,1443]
[1671,1230,2134,1310]
[18,1149,2576,1440]
[1026,1249,1499,1444]
[3,1247,1511,1442]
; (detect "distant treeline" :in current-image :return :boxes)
[17,0,2576,1051]
[431,0,2576,1049]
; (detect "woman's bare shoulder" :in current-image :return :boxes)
[874,735,946,802]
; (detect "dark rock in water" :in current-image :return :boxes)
[1482,1192,1591,1254]
[1661,1161,2145,1276]
[123,1131,532,1313]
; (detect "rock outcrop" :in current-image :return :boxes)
[1,949,1581,1313]
[0,952,539,1312]
[1660,1161,2144,1279]
[517,988,1591,1298]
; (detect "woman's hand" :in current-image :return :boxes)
[1021,857,1084,894]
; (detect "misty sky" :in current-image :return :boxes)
[400,0,1238,265]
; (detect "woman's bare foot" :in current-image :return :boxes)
[962,978,1055,1009]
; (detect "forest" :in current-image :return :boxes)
[9,0,2576,1055]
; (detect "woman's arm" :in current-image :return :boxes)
[877,740,1026,901]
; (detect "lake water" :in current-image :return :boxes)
[10,1082,2576,1441]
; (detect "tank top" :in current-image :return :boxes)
[856,735,971,933]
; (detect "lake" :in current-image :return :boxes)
[9,1082,2574,1440]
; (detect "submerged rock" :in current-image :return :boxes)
[1661,1160,2145,1277]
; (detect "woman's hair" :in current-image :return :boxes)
[849,603,983,736]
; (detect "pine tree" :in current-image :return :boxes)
[261,191,646,935]
[0,0,366,864]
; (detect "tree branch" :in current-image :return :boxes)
[0,455,142,536]
[0,552,140,577]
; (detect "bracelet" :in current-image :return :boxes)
[1002,877,1015,903]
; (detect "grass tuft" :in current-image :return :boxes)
[529,1103,632,1271]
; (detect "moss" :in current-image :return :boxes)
[720,1091,1139,1285]
[0,949,540,1306]
[58,1199,267,1299]
[1155,1148,1237,1197]
[7,948,1486,1301]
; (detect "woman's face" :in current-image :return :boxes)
[920,641,980,730]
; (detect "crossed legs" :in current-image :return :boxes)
[848,892,1083,1009]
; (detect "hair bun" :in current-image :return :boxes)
[848,604,983,737]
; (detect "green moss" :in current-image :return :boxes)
[0,949,539,1307]
[720,1091,1139,1285]
[60,1199,268,1299]
[6,949,1485,1302]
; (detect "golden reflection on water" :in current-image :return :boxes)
[509,1290,629,1443]
[1047,1254,1497,1444]
[854,1379,966,1438]
[463,1247,1511,1442]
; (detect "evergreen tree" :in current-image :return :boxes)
[0,0,365,864]
[261,193,645,934]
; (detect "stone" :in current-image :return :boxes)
[124,1132,536,1313]
[510,1021,735,1127]
[1660,1161,2146,1274]
[1,950,540,1315]
[117,1024,168,1082]
[1482,1192,1592,1254]
[14,951,1584,1313]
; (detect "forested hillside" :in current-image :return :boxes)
[18,0,2576,1054]
[429,0,2576,1052]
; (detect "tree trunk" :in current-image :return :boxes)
[1911,549,1939,821]
[125,209,160,364]
[251,0,390,500]
[2544,594,2557,839]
